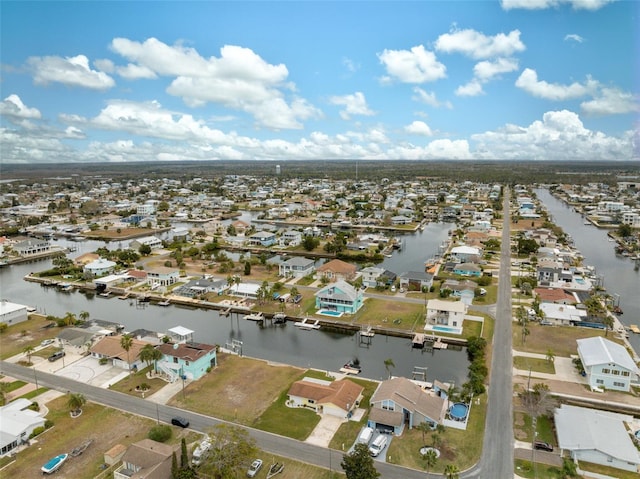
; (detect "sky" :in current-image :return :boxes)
[1,0,638,164]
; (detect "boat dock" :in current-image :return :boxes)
[243,312,265,322]
[630,325,640,334]
[294,318,321,330]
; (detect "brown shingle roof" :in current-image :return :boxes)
[288,379,364,412]
[370,377,446,423]
[157,342,216,361]
[90,335,147,364]
[317,259,357,275]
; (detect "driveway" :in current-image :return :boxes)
[54,355,125,388]
[305,414,345,447]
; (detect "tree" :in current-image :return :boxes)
[558,457,579,478]
[67,392,86,415]
[198,424,257,479]
[617,223,632,238]
[384,358,395,379]
[63,311,77,326]
[444,464,460,478]
[545,349,555,364]
[302,235,319,251]
[120,334,134,375]
[341,443,380,479]
[140,344,162,371]
[422,448,438,475]
[23,345,35,365]
[416,421,431,446]
[79,310,90,322]
[603,314,614,337]
[180,437,189,469]
[244,261,251,275]
[139,244,152,256]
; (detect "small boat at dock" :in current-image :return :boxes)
[41,453,68,474]
[156,300,171,307]
[294,317,320,330]
[243,312,265,322]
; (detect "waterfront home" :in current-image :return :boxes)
[539,303,587,326]
[533,287,578,305]
[129,235,163,251]
[287,377,364,419]
[314,280,364,314]
[360,266,385,288]
[0,300,28,326]
[368,377,446,435]
[156,341,216,382]
[0,398,46,456]
[83,257,117,277]
[441,279,478,298]
[555,404,640,473]
[317,259,357,282]
[425,299,467,330]
[13,238,50,256]
[113,439,177,479]
[175,277,227,298]
[278,229,302,247]
[89,335,146,372]
[146,266,180,288]
[576,336,640,392]
[452,262,482,277]
[450,245,481,263]
[278,256,315,279]
[398,271,434,291]
[247,231,277,247]
[231,220,249,236]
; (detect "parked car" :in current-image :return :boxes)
[40,339,55,347]
[533,441,554,452]
[247,458,262,477]
[358,427,374,445]
[171,416,190,428]
[369,434,388,457]
[47,350,65,362]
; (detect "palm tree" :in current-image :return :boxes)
[444,464,460,479]
[120,334,134,374]
[384,358,395,379]
[139,344,162,372]
[67,392,86,416]
[422,448,438,475]
[79,310,90,322]
[545,348,555,364]
[416,421,432,446]
[23,345,35,365]
[0,382,9,406]
[63,312,77,326]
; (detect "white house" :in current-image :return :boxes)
[425,299,467,333]
[555,404,640,473]
[287,377,364,419]
[450,245,481,263]
[0,300,28,326]
[577,336,640,392]
[13,238,50,256]
[360,266,385,288]
[83,257,117,277]
[279,230,303,247]
[129,236,163,251]
[146,267,180,287]
[278,256,315,278]
[539,303,587,326]
[0,399,46,456]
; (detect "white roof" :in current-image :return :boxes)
[230,283,260,295]
[85,258,117,270]
[451,245,480,255]
[555,404,640,465]
[169,326,194,336]
[0,301,28,315]
[539,303,587,322]
[426,299,467,313]
[577,336,639,373]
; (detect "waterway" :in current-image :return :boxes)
[535,189,640,353]
[0,225,469,385]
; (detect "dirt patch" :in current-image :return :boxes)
[168,353,304,425]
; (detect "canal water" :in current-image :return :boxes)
[0,226,468,385]
[535,189,640,354]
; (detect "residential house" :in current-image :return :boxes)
[83,257,117,277]
[279,256,316,279]
[314,280,364,314]
[360,266,385,288]
[247,231,277,247]
[368,377,446,435]
[0,399,46,456]
[13,238,50,256]
[146,266,180,287]
[450,245,481,263]
[156,340,216,382]
[533,287,578,305]
[378,270,397,288]
[279,230,303,247]
[287,377,364,419]
[425,299,467,329]
[555,404,640,473]
[577,336,640,392]
[168,227,190,242]
[317,259,357,282]
[452,263,482,277]
[89,335,146,372]
[231,220,249,236]
[113,439,178,479]
[398,271,433,292]
[440,279,478,297]
[129,236,163,251]
[175,277,227,298]
[0,300,28,326]
[391,215,412,225]
[539,303,587,326]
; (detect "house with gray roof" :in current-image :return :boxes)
[577,336,640,392]
[398,271,433,292]
[278,256,316,279]
[314,280,363,314]
[555,404,640,473]
[368,377,446,435]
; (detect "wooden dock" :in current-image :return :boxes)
[294,318,320,330]
[629,325,640,334]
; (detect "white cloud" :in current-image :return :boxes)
[581,88,640,116]
[564,34,585,43]
[501,0,614,10]
[515,68,597,100]
[472,109,634,160]
[378,45,446,83]
[342,57,359,73]
[27,54,115,90]
[435,28,525,59]
[405,120,433,136]
[329,92,375,120]
[474,58,519,81]
[0,94,42,120]
[117,63,158,79]
[109,37,319,129]
[456,80,484,97]
[411,87,453,109]
[388,139,471,160]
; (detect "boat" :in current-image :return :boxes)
[119,293,130,300]
[156,300,171,307]
[629,325,640,334]
[70,438,93,457]
[99,291,111,298]
[273,312,287,323]
[613,306,623,315]
[243,312,265,322]
[341,359,362,375]
[41,453,68,474]
[267,462,284,478]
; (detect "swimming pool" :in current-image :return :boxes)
[318,309,343,317]
[449,402,469,421]
[431,325,462,334]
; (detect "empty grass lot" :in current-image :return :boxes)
[512,323,620,357]
[0,314,59,360]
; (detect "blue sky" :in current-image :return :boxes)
[1,0,638,163]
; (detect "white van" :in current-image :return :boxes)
[357,427,374,445]
[369,434,388,457]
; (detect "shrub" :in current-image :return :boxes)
[148,424,172,442]
[29,426,45,439]
[99,357,108,365]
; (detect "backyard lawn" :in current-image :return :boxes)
[511,323,621,357]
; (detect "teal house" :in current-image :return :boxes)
[156,326,217,382]
[314,280,364,315]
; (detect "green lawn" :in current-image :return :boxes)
[514,459,561,479]
[513,356,556,374]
